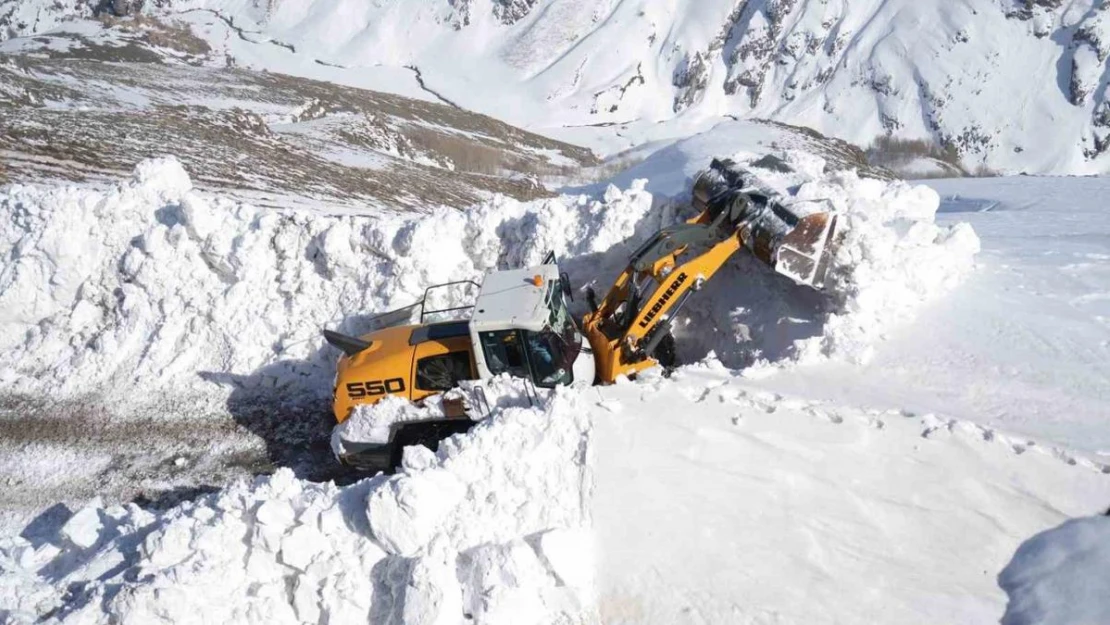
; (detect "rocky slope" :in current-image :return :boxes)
[6,0,1110,174]
[0,21,596,209]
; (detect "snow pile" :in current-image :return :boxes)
[998,515,1110,625]
[333,374,540,455]
[368,386,593,623]
[0,153,977,406]
[798,162,981,364]
[0,157,655,404]
[0,383,593,625]
[675,151,979,369]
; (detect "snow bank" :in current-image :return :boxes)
[332,374,540,455]
[998,515,1110,625]
[675,150,979,369]
[0,157,655,404]
[0,382,592,624]
[0,152,977,404]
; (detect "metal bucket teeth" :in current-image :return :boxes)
[773,211,839,289]
[692,158,841,290]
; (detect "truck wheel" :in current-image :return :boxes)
[652,333,677,368]
[388,419,475,469]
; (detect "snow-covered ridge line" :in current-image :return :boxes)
[6,0,1110,173]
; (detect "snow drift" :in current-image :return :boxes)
[0,156,655,405]
[998,515,1110,625]
[0,153,976,405]
[0,153,981,622]
[0,381,592,625]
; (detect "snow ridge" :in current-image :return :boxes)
[0,382,593,625]
[0,151,976,401]
[7,0,1110,173]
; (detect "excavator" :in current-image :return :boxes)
[323,158,840,469]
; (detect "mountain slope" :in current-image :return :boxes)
[0,25,597,210]
[6,0,1110,174]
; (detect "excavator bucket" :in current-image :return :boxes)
[692,158,840,289]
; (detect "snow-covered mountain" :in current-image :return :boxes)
[3,3,1110,624]
[7,0,1110,174]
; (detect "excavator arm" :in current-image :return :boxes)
[581,158,840,384]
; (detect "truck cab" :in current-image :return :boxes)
[327,262,594,425]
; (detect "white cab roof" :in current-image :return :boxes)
[470,264,560,333]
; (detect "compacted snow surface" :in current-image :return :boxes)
[1,148,1107,624]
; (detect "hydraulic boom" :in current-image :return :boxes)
[581,158,840,383]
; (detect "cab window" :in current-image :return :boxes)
[479,330,530,379]
[523,330,573,388]
[415,351,474,391]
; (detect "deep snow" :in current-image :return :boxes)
[2,141,1107,623]
[591,363,1110,624]
[756,175,1110,457]
[3,366,1107,624]
[0,380,593,625]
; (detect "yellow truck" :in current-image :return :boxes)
[324,158,839,469]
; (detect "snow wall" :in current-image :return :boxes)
[0,153,977,403]
[0,153,979,623]
[1,379,593,624]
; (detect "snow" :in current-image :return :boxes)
[998,515,1110,625]
[58,504,103,550]
[7,354,1104,624]
[6,365,1100,624]
[10,0,1110,173]
[755,175,1110,456]
[591,367,1110,624]
[0,380,592,625]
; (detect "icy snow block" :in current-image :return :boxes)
[367,470,466,556]
[280,524,325,571]
[60,506,103,549]
[402,553,463,625]
[130,156,193,196]
[999,516,1110,625]
[255,499,296,527]
[538,528,594,588]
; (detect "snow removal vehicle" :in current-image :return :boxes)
[324,157,840,469]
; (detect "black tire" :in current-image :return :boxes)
[652,332,678,368]
[387,419,475,469]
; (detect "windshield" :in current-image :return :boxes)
[523,330,573,387]
[527,278,583,387]
[546,278,582,349]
